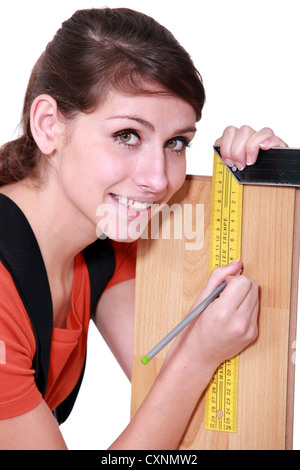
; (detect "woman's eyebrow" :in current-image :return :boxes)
[174,126,197,135]
[106,115,197,135]
[106,115,155,131]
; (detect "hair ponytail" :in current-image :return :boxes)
[0,135,39,186]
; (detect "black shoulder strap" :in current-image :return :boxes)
[0,194,116,424]
[82,237,116,316]
[0,194,53,396]
[55,237,115,424]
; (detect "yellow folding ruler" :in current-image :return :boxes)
[204,149,243,433]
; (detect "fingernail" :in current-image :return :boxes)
[259,139,270,149]
[224,159,234,167]
[230,259,241,264]
[246,155,254,166]
[235,163,245,171]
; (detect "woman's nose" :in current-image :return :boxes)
[133,146,168,194]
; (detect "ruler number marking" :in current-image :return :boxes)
[205,153,243,433]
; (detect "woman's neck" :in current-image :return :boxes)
[0,177,97,280]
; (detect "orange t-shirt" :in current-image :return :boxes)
[0,240,136,420]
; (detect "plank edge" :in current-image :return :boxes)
[286,188,300,449]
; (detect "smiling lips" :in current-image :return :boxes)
[110,193,156,211]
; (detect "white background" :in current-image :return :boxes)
[0,0,299,449]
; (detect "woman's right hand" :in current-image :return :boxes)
[164,260,259,375]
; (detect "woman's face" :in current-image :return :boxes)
[55,88,197,242]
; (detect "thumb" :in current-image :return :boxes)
[203,260,243,296]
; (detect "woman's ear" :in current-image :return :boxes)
[30,95,59,155]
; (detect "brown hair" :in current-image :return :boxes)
[0,7,205,185]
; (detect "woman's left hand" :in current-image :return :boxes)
[215,125,288,170]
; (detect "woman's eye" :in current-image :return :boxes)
[113,130,140,147]
[166,137,190,153]
[166,139,178,149]
[119,132,135,143]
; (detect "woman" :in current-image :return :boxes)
[0,7,287,449]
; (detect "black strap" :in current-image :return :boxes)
[55,238,115,424]
[0,194,53,396]
[0,194,116,423]
[82,237,116,316]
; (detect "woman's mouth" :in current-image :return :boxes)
[110,193,156,211]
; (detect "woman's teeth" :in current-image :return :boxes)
[111,194,153,211]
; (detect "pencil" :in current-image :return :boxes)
[141,281,227,365]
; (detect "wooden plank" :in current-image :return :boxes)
[286,189,300,449]
[131,176,298,450]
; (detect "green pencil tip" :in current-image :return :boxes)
[141,355,150,365]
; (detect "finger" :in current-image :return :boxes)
[236,279,259,315]
[229,125,256,170]
[219,126,238,166]
[217,275,252,310]
[234,280,259,341]
[219,125,257,170]
[217,126,288,170]
[258,135,288,150]
[245,128,288,165]
[202,259,243,296]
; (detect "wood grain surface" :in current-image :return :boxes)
[131,176,299,450]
